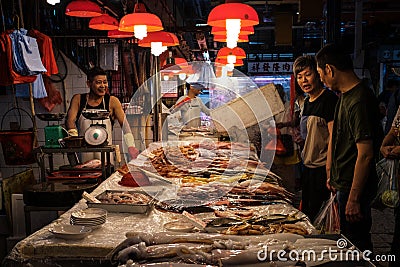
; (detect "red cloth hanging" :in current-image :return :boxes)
[0,31,37,86]
[38,76,63,112]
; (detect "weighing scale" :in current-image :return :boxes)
[37,113,68,148]
[82,110,110,146]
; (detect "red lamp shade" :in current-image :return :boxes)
[161,57,187,66]
[161,57,193,75]
[119,3,163,39]
[108,29,134,38]
[207,3,259,27]
[138,31,179,47]
[213,34,249,43]
[138,31,179,56]
[65,0,102,18]
[89,14,119,30]
[216,47,246,59]
[212,26,254,35]
[215,57,244,66]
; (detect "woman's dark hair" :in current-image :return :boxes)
[87,67,107,82]
[293,55,323,88]
[316,43,354,71]
[293,55,318,77]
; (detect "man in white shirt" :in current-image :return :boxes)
[170,82,210,128]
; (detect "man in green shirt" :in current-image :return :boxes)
[316,44,383,251]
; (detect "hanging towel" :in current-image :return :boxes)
[9,29,47,75]
[32,74,47,98]
[14,75,47,99]
[28,29,59,76]
[18,29,47,74]
[0,31,37,86]
[9,30,29,75]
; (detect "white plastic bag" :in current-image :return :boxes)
[374,158,399,209]
[313,193,340,234]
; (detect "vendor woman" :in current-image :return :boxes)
[65,67,139,162]
[170,82,211,128]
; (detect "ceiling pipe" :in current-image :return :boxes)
[94,0,119,17]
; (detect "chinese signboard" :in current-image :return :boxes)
[248,61,293,74]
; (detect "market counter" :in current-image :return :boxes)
[5,139,372,267]
[3,171,311,266]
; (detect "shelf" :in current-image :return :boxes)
[34,146,116,183]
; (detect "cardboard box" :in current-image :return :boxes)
[210,83,284,132]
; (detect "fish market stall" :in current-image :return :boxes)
[3,141,372,267]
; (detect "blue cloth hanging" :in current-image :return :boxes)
[15,83,30,98]
[32,74,47,99]
[9,29,47,76]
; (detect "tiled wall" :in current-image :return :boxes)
[0,53,125,182]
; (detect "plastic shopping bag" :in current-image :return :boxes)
[373,158,399,209]
[313,193,340,234]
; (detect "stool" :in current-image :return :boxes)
[24,205,71,235]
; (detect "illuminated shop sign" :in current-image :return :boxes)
[248,61,293,74]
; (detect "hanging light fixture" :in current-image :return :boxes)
[89,13,119,30]
[161,57,188,67]
[47,0,60,5]
[161,57,190,74]
[119,3,163,40]
[213,34,249,43]
[215,57,244,66]
[108,29,134,38]
[207,1,258,48]
[65,0,102,18]
[211,25,254,35]
[216,47,246,63]
[138,31,179,56]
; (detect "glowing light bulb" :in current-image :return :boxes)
[134,25,147,40]
[150,42,167,56]
[226,19,240,48]
[227,55,236,64]
[47,0,60,5]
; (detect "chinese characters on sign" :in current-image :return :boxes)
[248,61,293,74]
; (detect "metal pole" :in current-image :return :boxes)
[153,56,161,141]
[29,83,38,147]
[325,0,341,44]
[17,0,24,28]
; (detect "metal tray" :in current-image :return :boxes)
[81,110,110,120]
[36,113,66,121]
[87,190,153,214]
